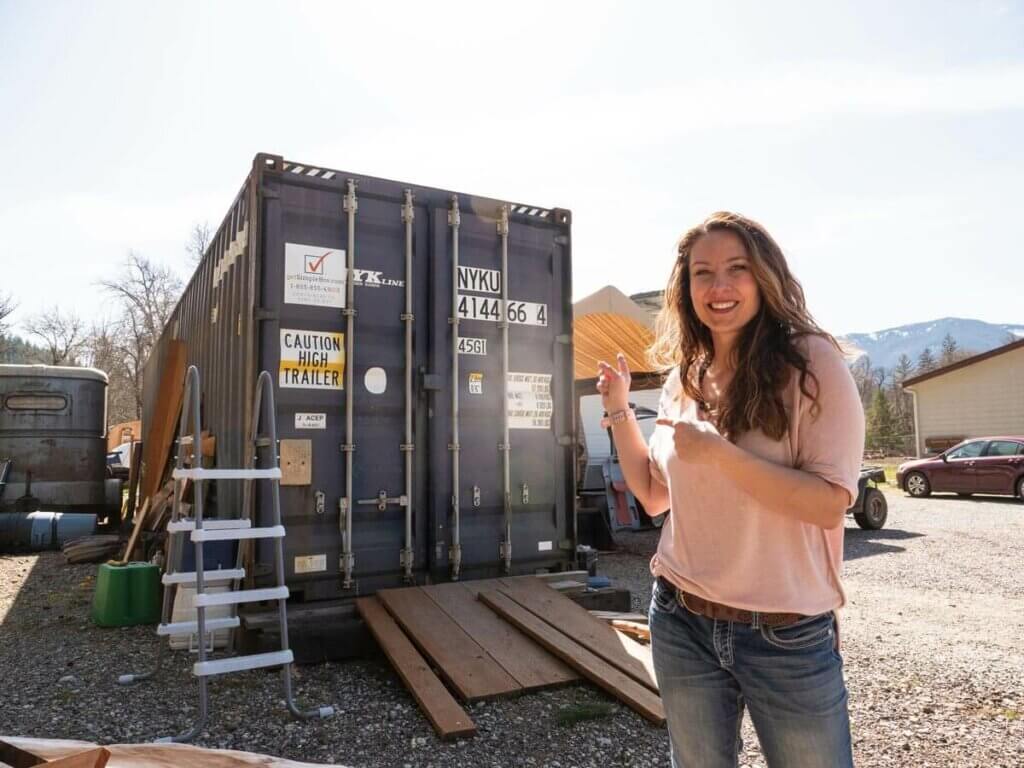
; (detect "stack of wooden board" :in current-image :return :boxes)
[357,577,663,739]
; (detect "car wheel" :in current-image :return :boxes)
[1017,476,1024,502]
[854,488,888,530]
[905,471,930,497]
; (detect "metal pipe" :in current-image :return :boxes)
[401,190,415,582]
[448,195,462,580]
[498,205,512,574]
[341,180,358,589]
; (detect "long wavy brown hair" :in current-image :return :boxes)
[648,211,840,441]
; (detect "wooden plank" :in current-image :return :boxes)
[114,496,150,565]
[421,582,578,690]
[498,577,658,692]
[612,620,651,642]
[590,610,649,623]
[356,597,477,740]
[376,587,520,701]
[45,748,111,768]
[479,590,665,726]
[140,340,187,502]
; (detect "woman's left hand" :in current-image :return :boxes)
[655,418,729,466]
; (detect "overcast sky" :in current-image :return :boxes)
[2,1,1022,339]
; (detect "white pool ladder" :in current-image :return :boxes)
[117,366,333,742]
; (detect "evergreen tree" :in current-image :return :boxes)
[917,346,936,372]
[893,353,915,384]
[940,334,960,366]
[867,387,896,454]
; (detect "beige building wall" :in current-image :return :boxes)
[906,345,1024,456]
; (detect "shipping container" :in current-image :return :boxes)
[143,153,576,610]
[0,364,120,514]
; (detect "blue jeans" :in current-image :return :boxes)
[650,577,853,768]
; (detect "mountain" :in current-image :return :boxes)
[839,318,1024,372]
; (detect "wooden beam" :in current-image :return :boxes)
[478,590,665,726]
[422,581,578,690]
[376,587,520,701]
[498,577,658,692]
[140,340,187,503]
[356,597,477,740]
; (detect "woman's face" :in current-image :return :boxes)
[688,229,762,343]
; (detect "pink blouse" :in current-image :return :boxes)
[648,333,865,616]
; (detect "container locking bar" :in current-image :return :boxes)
[498,204,513,574]
[401,189,415,582]
[357,490,408,512]
[448,194,462,580]
[340,179,358,589]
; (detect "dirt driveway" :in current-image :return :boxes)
[0,490,1021,767]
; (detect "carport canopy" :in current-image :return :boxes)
[572,285,659,381]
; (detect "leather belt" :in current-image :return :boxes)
[659,577,806,628]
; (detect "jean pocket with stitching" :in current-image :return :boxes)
[650,578,678,614]
[759,611,834,651]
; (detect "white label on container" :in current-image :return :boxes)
[469,372,483,394]
[295,413,326,430]
[457,336,488,356]
[538,540,553,552]
[284,243,346,308]
[457,294,548,326]
[364,367,387,394]
[279,329,345,389]
[457,265,501,295]
[507,372,553,430]
[294,554,327,574]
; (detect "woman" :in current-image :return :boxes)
[597,212,863,767]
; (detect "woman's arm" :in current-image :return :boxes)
[596,354,670,516]
[610,418,671,516]
[655,419,850,529]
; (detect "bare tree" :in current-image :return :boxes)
[98,251,183,417]
[186,221,212,267]
[24,306,86,365]
[0,291,16,355]
[82,319,137,424]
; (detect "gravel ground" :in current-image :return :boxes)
[2,490,1022,767]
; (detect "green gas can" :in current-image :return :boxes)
[92,562,161,627]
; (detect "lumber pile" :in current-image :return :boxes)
[359,577,664,740]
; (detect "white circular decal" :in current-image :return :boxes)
[365,367,387,394]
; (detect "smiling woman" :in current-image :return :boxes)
[596,211,865,767]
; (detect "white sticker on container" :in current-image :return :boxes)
[469,372,483,395]
[457,337,487,356]
[294,554,327,574]
[457,265,502,295]
[284,243,347,308]
[457,294,548,326]
[538,540,553,552]
[295,413,326,430]
[365,367,387,394]
[507,372,553,429]
[279,329,345,389]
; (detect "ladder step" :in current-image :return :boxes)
[156,616,241,636]
[193,586,289,608]
[191,525,285,543]
[173,468,282,481]
[162,568,245,585]
[168,518,251,533]
[193,650,294,677]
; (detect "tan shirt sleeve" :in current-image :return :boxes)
[795,337,865,507]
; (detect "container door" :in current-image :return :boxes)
[429,202,573,579]
[258,175,431,600]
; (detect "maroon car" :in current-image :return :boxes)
[896,437,1024,500]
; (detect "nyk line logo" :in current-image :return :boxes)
[353,269,404,288]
